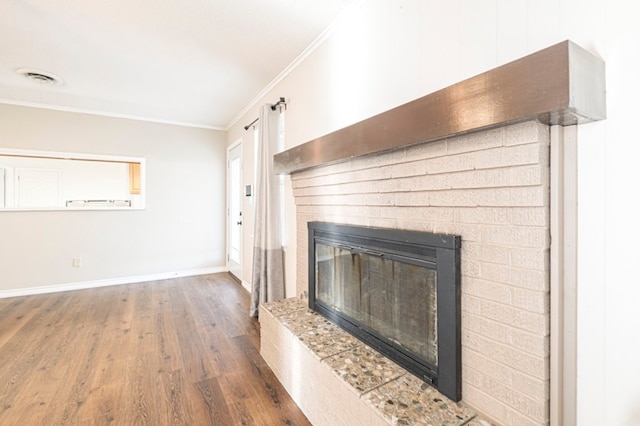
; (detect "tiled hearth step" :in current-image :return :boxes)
[260,298,495,426]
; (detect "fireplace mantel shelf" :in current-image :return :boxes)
[274,40,605,175]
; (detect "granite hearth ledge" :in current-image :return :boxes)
[260,298,496,426]
[274,40,605,175]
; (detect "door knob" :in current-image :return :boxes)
[237,221,242,225]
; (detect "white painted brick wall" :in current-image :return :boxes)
[290,120,550,425]
[464,367,548,422]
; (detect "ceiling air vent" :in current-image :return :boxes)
[16,68,64,86]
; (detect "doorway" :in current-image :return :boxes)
[227,141,243,281]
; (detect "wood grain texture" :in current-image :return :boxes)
[274,40,606,174]
[0,273,311,426]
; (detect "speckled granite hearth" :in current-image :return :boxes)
[260,298,495,426]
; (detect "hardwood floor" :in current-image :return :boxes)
[0,273,311,425]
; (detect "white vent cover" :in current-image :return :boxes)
[16,68,64,86]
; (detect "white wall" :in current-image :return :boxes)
[0,103,227,291]
[228,0,639,423]
[573,2,640,425]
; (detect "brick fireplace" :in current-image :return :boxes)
[262,40,605,426]
[292,120,550,425]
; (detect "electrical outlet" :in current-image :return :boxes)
[72,258,82,268]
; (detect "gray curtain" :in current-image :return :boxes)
[250,104,285,317]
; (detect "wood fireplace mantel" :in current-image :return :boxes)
[274,40,605,175]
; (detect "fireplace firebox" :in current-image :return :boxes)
[308,222,461,401]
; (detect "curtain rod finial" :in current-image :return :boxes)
[271,96,287,111]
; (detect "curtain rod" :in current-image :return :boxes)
[243,97,286,130]
[243,117,259,130]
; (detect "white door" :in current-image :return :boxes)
[227,142,243,280]
[16,168,60,208]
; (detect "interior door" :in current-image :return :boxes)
[227,142,243,280]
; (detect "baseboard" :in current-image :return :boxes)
[0,267,227,299]
[241,280,251,292]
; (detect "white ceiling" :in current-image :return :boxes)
[0,0,356,129]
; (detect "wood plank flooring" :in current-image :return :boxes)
[0,273,311,425]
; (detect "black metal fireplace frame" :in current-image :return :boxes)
[308,222,461,401]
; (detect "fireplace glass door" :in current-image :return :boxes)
[315,242,438,366]
[308,222,461,401]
